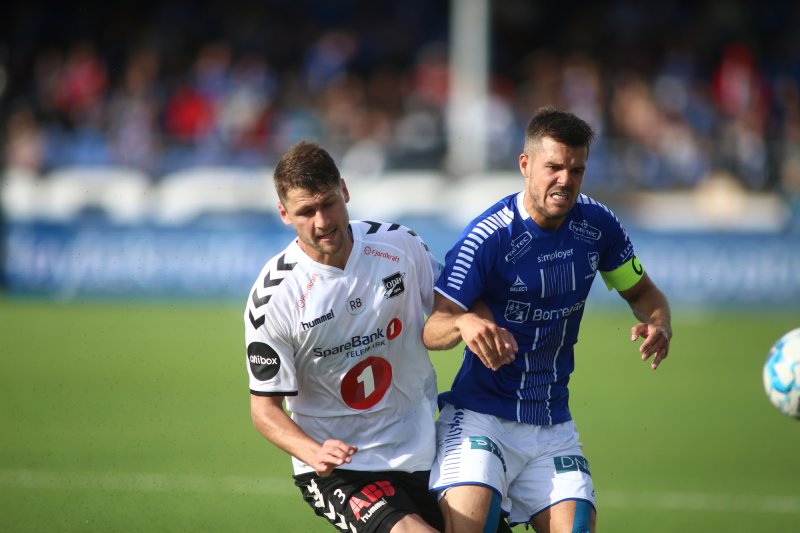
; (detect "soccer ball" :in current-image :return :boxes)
[763,328,800,418]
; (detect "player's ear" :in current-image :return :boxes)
[519,152,530,177]
[277,200,292,225]
[340,179,350,203]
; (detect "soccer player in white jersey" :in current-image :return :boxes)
[244,141,451,532]
[423,107,672,533]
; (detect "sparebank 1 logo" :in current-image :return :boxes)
[247,342,280,381]
[386,317,402,340]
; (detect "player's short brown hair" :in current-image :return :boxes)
[524,107,595,154]
[273,141,341,201]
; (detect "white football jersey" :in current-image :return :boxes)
[244,221,442,475]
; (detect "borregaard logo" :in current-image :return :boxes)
[530,299,586,321]
[504,300,530,323]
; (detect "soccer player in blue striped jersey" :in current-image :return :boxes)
[424,107,672,533]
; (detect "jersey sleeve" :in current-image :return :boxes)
[593,203,643,292]
[600,255,645,291]
[434,221,498,311]
[410,229,443,313]
[243,268,298,396]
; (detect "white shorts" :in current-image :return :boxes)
[430,403,596,526]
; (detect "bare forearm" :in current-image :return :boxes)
[251,398,321,465]
[621,274,671,332]
[422,310,465,350]
[630,285,672,334]
[620,274,673,369]
[250,395,357,475]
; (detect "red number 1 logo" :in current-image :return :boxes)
[340,356,393,410]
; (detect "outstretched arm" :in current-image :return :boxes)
[618,272,672,370]
[250,395,357,476]
[423,292,517,370]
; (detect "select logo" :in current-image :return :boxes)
[247,342,280,381]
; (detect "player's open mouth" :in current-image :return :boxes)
[551,192,569,202]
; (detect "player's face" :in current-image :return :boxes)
[519,136,587,230]
[278,181,352,268]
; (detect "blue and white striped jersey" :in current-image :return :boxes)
[436,192,635,425]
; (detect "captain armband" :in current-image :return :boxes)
[600,255,644,292]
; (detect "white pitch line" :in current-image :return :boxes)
[2,469,799,515]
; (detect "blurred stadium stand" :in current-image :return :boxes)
[152,166,276,226]
[1,0,799,303]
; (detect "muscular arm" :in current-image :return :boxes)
[250,395,357,476]
[423,292,517,370]
[618,272,672,369]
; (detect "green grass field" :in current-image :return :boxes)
[1,297,798,532]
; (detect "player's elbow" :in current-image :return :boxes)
[249,406,264,432]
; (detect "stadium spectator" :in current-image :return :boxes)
[0,0,798,197]
[3,105,44,173]
[107,49,162,174]
[423,107,672,532]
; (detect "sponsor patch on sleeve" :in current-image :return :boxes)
[247,342,281,381]
[600,255,644,291]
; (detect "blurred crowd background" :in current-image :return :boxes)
[2,0,800,194]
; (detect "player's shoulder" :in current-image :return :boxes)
[469,193,517,227]
[351,220,430,251]
[244,244,302,324]
[351,219,413,237]
[460,193,517,244]
[574,193,623,224]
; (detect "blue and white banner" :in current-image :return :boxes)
[3,221,294,299]
[3,221,800,308]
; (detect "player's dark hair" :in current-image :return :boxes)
[273,141,341,200]
[524,106,595,153]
